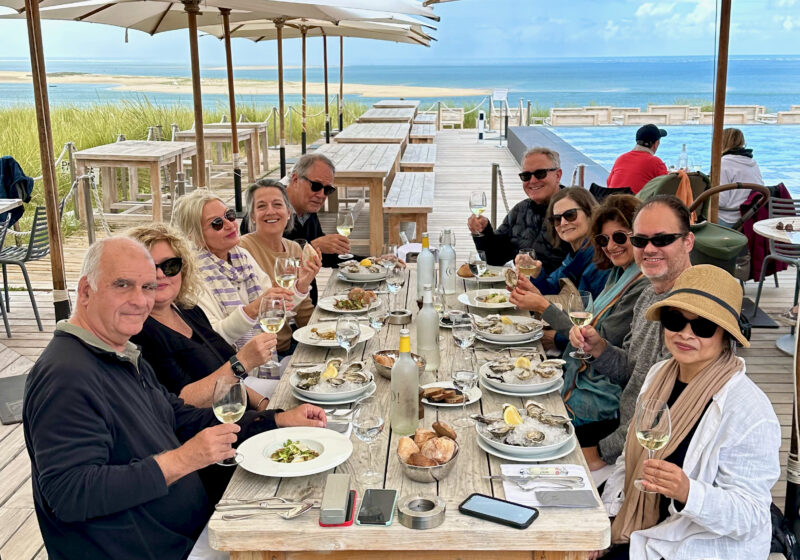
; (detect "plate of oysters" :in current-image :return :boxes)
[293,323,375,347]
[479,355,565,394]
[472,401,575,459]
[472,314,544,343]
[337,258,387,281]
[289,358,375,403]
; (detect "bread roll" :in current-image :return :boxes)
[433,420,457,441]
[413,428,437,447]
[374,354,394,368]
[420,437,457,464]
[457,263,474,278]
[407,452,438,467]
[397,436,420,463]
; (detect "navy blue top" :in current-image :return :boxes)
[531,240,609,299]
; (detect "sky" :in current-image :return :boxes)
[0,0,798,68]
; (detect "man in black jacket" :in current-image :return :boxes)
[24,237,326,560]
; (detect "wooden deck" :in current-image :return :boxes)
[0,129,796,558]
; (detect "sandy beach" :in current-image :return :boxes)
[0,70,488,99]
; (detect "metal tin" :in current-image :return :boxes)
[397,495,446,530]
[387,309,412,325]
[320,473,351,525]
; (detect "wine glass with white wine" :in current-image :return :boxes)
[468,250,487,278]
[336,210,354,260]
[568,290,595,360]
[212,375,247,466]
[633,398,672,493]
[451,350,478,428]
[516,248,540,278]
[274,256,299,319]
[258,296,285,374]
[351,396,385,485]
[336,316,360,366]
[469,191,487,237]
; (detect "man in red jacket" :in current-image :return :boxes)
[606,124,669,194]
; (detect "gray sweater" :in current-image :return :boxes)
[592,284,671,464]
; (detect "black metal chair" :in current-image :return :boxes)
[0,206,47,332]
[753,198,800,315]
[0,216,12,337]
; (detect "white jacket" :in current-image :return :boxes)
[602,358,781,560]
[717,155,764,224]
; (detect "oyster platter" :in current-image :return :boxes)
[290,358,374,403]
[337,258,386,281]
[292,323,376,347]
[458,288,516,309]
[479,354,565,394]
[472,314,544,343]
[473,401,575,458]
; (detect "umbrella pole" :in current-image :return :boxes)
[301,26,307,155]
[24,0,69,321]
[185,0,206,188]
[221,9,242,214]
[339,37,344,133]
[323,34,330,143]
[709,0,731,223]
[276,19,286,177]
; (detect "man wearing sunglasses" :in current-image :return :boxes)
[606,124,669,194]
[469,146,567,272]
[570,195,695,472]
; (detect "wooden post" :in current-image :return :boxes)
[24,0,70,320]
[66,141,78,219]
[709,0,732,223]
[276,19,287,177]
[184,0,206,187]
[338,36,344,133]
[437,101,442,130]
[323,33,330,143]
[221,9,242,214]
[301,26,307,154]
[491,162,499,227]
[527,100,532,126]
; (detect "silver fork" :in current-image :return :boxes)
[221,502,317,520]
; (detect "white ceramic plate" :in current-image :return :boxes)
[337,272,383,285]
[293,323,375,347]
[317,295,377,314]
[290,382,376,406]
[475,332,543,346]
[479,361,564,393]
[479,377,564,397]
[463,265,508,283]
[290,370,374,403]
[476,431,577,463]
[236,426,353,477]
[473,315,544,343]
[475,415,576,456]
[420,381,482,407]
[339,266,387,281]
[458,289,515,309]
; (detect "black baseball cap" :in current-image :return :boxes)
[636,124,668,146]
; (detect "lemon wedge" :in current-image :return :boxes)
[514,356,532,370]
[359,258,372,267]
[503,404,523,426]
[500,316,513,325]
[321,364,338,379]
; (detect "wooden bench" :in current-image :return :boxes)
[400,144,437,172]
[384,172,434,243]
[410,124,435,144]
[440,107,464,128]
[413,112,437,125]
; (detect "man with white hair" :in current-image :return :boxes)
[23,237,326,559]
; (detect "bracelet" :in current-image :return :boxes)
[256,397,269,409]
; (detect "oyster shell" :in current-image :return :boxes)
[524,400,547,419]
[488,360,514,374]
[525,430,545,444]
[474,316,500,330]
[325,377,346,387]
[487,324,505,334]
[326,358,344,370]
[337,259,359,268]
[342,370,370,384]
[514,321,539,334]
[471,414,501,425]
[295,373,321,390]
[504,268,518,289]
[366,265,383,273]
[539,413,571,429]
[535,367,560,379]
[345,264,361,274]
[515,368,534,381]
[488,424,513,437]
[484,371,506,382]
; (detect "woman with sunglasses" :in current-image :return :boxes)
[593,265,779,560]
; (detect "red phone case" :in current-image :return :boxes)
[319,490,356,527]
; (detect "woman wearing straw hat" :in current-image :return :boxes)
[595,265,780,560]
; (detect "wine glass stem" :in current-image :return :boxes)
[647,449,654,461]
[345,346,351,366]
[461,386,468,418]
[367,442,374,475]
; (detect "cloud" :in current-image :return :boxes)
[783,15,799,30]
[777,0,796,6]
[635,2,676,17]
[602,19,620,40]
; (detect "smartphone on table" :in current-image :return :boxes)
[356,489,398,526]
[458,493,539,529]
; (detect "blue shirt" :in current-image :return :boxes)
[531,241,609,298]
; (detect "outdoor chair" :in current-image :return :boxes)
[0,215,13,337]
[0,205,47,332]
[753,198,800,315]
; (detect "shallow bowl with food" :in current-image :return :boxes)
[289,367,373,403]
[397,443,459,483]
[371,350,426,379]
[473,314,544,343]
[474,413,575,457]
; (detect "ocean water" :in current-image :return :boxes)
[1,55,799,110]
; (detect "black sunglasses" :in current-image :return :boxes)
[303,176,336,196]
[660,307,719,338]
[595,230,632,248]
[519,168,558,182]
[155,257,183,277]
[629,232,686,249]
[549,208,582,225]
[209,209,237,231]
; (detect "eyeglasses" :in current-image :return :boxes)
[595,230,632,248]
[155,257,183,277]
[303,176,336,196]
[629,232,686,249]
[209,209,237,231]
[660,308,719,338]
[548,208,582,225]
[519,168,558,182]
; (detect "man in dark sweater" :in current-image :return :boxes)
[467,146,567,273]
[24,237,326,560]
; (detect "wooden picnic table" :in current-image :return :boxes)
[203,121,270,175]
[334,123,410,153]
[357,107,416,124]
[73,140,197,222]
[373,99,421,112]
[174,128,257,184]
[314,142,402,256]
[209,268,611,559]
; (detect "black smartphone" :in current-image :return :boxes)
[458,493,539,529]
[356,489,398,526]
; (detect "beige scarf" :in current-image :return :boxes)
[610,351,740,543]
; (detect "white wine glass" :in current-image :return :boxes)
[517,248,540,278]
[213,375,247,466]
[351,396,385,485]
[274,257,299,319]
[468,250,487,278]
[432,283,447,316]
[452,316,475,350]
[258,296,285,372]
[568,290,594,360]
[451,350,478,428]
[633,398,672,493]
[367,296,389,333]
[336,316,360,366]
[386,266,405,312]
[470,191,487,237]
[380,243,398,272]
[336,210,354,260]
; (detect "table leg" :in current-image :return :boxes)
[245,138,256,182]
[129,168,139,200]
[190,155,199,187]
[261,129,269,172]
[368,177,384,256]
[101,167,115,212]
[251,132,261,175]
[167,161,178,208]
[151,162,163,222]
[328,188,339,214]
[75,163,87,224]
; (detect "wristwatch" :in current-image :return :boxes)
[229,355,248,379]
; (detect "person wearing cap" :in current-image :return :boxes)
[593,265,780,560]
[606,124,669,194]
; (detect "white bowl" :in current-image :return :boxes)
[474,315,544,342]
[289,371,374,403]
[479,361,563,394]
[474,413,575,457]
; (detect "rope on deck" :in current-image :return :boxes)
[496,166,511,214]
[30,143,70,182]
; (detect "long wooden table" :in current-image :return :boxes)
[313,142,402,256]
[373,99,421,112]
[174,128,257,183]
[358,107,416,124]
[334,123,410,153]
[209,268,610,559]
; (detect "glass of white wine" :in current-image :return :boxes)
[469,191,487,237]
[275,257,299,319]
[451,350,478,427]
[336,210,354,260]
[516,248,540,278]
[568,290,594,360]
[432,283,447,316]
[336,316,360,366]
[258,296,285,372]
[468,250,487,278]
[212,375,247,466]
[633,398,672,493]
[351,396,385,485]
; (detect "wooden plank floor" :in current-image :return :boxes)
[0,129,796,558]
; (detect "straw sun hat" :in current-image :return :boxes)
[645,264,750,347]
